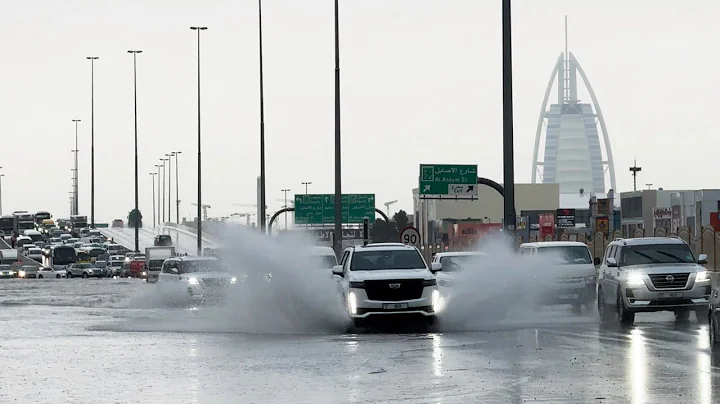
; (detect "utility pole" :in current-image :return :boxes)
[190,26,208,254]
[160,157,168,223]
[301,181,311,195]
[173,151,182,224]
[166,152,173,222]
[72,119,81,216]
[257,0,267,233]
[154,164,162,227]
[281,188,290,230]
[502,0,516,237]
[629,158,642,192]
[86,56,99,228]
[333,0,343,257]
[127,49,142,253]
[149,172,157,227]
[0,170,4,216]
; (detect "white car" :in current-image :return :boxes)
[431,251,487,289]
[332,243,443,328]
[36,267,67,279]
[27,247,43,262]
[157,256,237,305]
[519,241,598,312]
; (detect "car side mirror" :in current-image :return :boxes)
[698,254,708,264]
[606,257,618,267]
[430,262,442,273]
[594,257,601,266]
[331,265,343,276]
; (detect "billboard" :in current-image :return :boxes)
[451,222,502,241]
[653,207,671,232]
[556,208,576,228]
[539,212,555,240]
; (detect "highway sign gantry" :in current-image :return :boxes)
[419,164,478,196]
[400,226,421,246]
[294,193,375,225]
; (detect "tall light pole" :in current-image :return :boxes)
[86,56,99,228]
[333,0,343,257]
[281,188,290,230]
[165,152,174,222]
[149,172,157,228]
[502,0,516,237]
[190,26,207,255]
[257,0,267,234]
[173,151,182,224]
[128,50,142,252]
[154,164,162,227]
[72,119,81,216]
[301,181,311,195]
[0,168,4,215]
[160,157,168,224]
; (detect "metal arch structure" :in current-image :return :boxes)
[267,207,390,236]
[476,177,516,220]
[530,52,617,194]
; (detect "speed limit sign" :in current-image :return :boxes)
[400,226,421,246]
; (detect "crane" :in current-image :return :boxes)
[384,200,398,217]
[190,202,211,220]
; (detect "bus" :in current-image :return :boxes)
[0,215,14,234]
[13,212,35,232]
[34,211,52,227]
[70,215,88,231]
[42,245,78,269]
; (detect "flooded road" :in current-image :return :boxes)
[1,279,718,403]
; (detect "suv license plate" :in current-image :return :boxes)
[383,303,408,310]
[658,292,683,299]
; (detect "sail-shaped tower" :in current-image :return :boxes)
[531,18,616,206]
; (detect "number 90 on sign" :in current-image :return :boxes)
[400,227,421,246]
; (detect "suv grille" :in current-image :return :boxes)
[364,279,424,301]
[648,273,689,289]
[202,278,228,288]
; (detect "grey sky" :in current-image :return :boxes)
[1,0,717,223]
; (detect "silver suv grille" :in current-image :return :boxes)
[202,278,228,288]
[648,273,689,289]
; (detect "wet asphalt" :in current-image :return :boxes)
[0,279,718,404]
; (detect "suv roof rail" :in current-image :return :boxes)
[613,237,624,241]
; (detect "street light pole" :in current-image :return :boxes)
[281,188,290,230]
[86,56,99,228]
[128,50,142,252]
[301,181,311,195]
[160,157,168,224]
[154,164,162,227]
[190,26,207,255]
[149,172,157,228]
[502,0,516,237]
[257,0,267,234]
[72,119,81,216]
[166,152,174,223]
[333,0,343,257]
[173,151,182,224]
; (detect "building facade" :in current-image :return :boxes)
[620,189,720,236]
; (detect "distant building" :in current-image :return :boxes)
[531,21,616,208]
[412,183,560,243]
[620,189,720,236]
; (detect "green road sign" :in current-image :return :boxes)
[294,194,375,225]
[419,164,478,196]
[94,223,109,228]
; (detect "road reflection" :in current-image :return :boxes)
[187,338,199,404]
[431,333,443,377]
[696,326,712,404]
[628,328,646,404]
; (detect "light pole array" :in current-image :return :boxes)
[301,181,311,195]
[154,164,162,227]
[172,151,182,224]
[165,152,174,222]
[160,157,168,223]
[86,56,99,228]
[128,49,142,252]
[190,25,207,255]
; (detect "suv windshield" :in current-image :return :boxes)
[350,250,426,271]
[180,260,224,273]
[308,255,337,269]
[537,246,593,264]
[620,244,696,265]
[438,255,483,271]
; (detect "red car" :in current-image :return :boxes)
[129,256,146,278]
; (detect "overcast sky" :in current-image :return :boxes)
[1,0,717,224]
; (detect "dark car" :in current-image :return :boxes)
[154,235,172,247]
[112,219,124,228]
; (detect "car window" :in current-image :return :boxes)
[180,260,223,273]
[349,250,426,271]
[537,246,593,265]
[438,255,482,272]
[620,244,695,266]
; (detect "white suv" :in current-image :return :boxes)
[597,237,710,325]
[332,243,443,328]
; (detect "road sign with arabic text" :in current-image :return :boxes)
[294,194,375,225]
[419,164,478,196]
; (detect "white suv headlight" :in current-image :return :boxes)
[230,277,237,284]
[627,273,645,287]
[188,277,199,285]
[696,271,709,282]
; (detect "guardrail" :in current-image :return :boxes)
[160,222,222,245]
[0,238,41,268]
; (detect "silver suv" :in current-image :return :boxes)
[597,237,710,325]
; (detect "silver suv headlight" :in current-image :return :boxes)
[188,277,199,285]
[627,273,644,287]
[696,271,709,282]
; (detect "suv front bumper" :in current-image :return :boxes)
[346,287,441,319]
[622,281,711,312]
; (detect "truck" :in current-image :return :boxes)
[70,215,88,236]
[144,246,176,283]
[0,215,14,235]
[13,212,35,232]
[0,249,19,265]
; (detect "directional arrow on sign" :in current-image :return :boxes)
[423,185,431,192]
[466,185,474,193]
[324,196,329,203]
